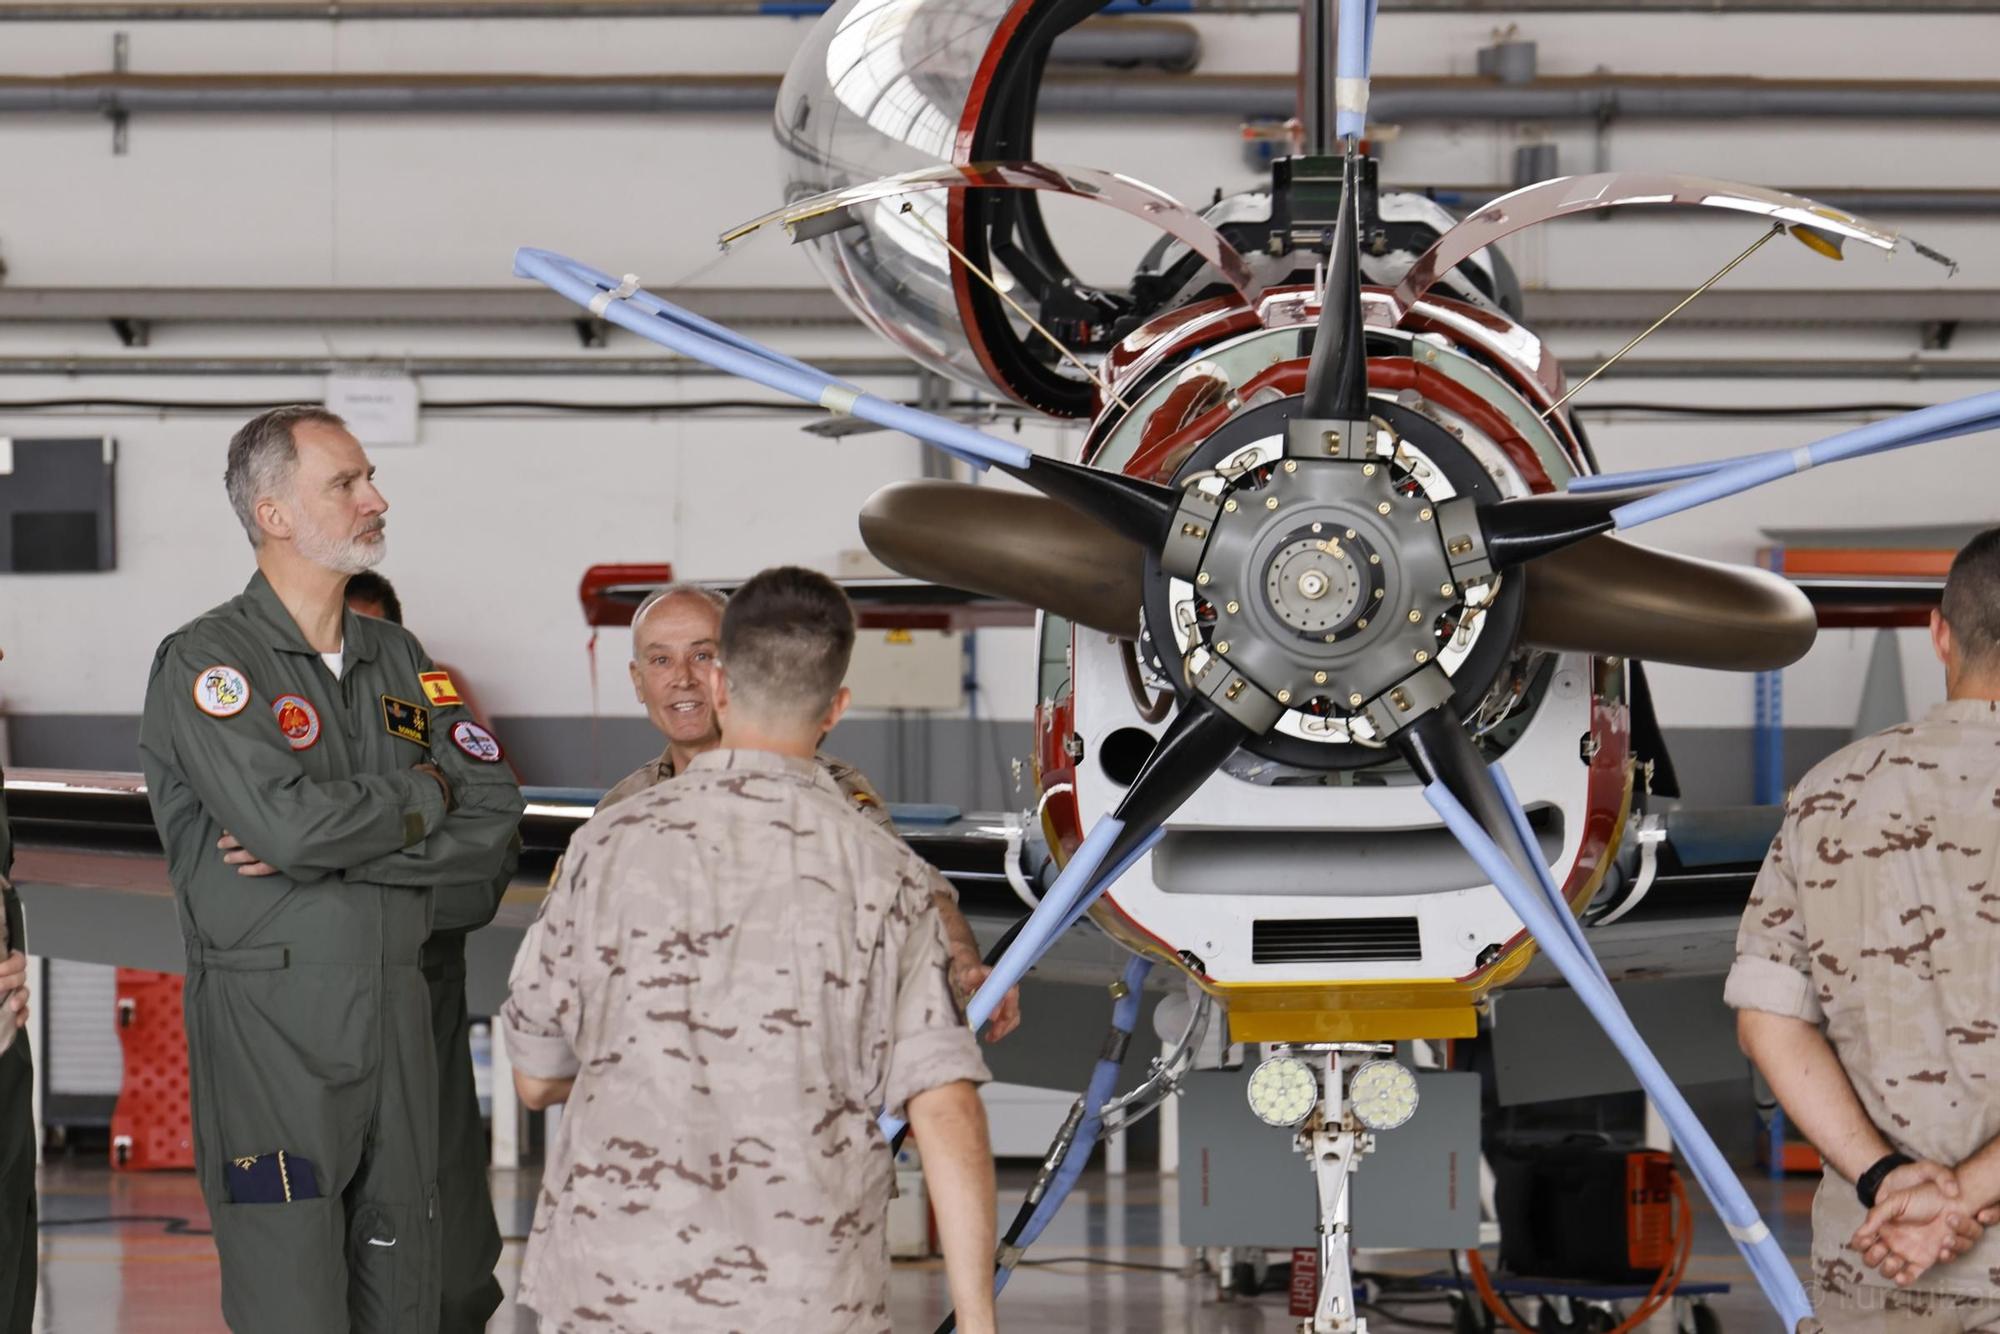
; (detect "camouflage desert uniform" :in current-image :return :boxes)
[1726,700,2000,1329]
[598,748,958,903]
[502,749,990,1333]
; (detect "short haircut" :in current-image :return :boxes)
[1942,526,2000,670]
[719,566,855,725]
[630,583,729,659]
[345,570,404,625]
[224,406,347,548]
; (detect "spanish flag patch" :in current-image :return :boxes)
[419,671,463,707]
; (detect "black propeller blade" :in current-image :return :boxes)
[1096,694,1254,876]
[1389,706,1543,888]
[996,454,1182,551]
[1299,146,1369,422]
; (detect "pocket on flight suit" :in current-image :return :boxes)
[211,1195,347,1334]
[347,1197,438,1334]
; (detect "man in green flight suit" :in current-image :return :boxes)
[0,644,37,1334]
[139,407,524,1333]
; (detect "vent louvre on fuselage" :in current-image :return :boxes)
[1251,917,1423,964]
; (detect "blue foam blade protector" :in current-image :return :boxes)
[512,247,1032,472]
[1427,779,1812,1329]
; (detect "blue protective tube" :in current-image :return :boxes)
[990,955,1156,1301]
[1058,826,1168,937]
[1609,389,2000,531]
[1567,414,2000,495]
[513,247,1033,471]
[1426,781,1811,1329]
[879,816,1133,1138]
[1333,0,1378,141]
[1485,764,1606,988]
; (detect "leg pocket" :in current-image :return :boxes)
[348,1201,438,1334]
[212,1195,346,1334]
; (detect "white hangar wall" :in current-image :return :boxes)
[0,4,1996,803]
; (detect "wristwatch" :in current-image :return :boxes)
[1857,1152,1915,1208]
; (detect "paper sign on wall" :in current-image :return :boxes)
[325,374,421,447]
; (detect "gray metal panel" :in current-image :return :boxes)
[45,960,123,1098]
[1177,1067,1480,1250]
[1491,977,1746,1106]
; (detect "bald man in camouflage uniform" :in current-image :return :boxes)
[504,567,997,1334]
[1732,528,2000,1331]
[601,582,1020,1040]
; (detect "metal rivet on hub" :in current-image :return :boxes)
[1415,650,1430,663]
[1407,609,1422,623]
[1314,671,1328,685]
[1348,693,1364,707]
[1441,582,1455,596]
[1311,522,1324,533]
[1265,496,1279,510]
[1197,572,1211,586]
[1368,554,1381,566]
[1324,634,1337,643]
[1346,529,1357,540]
[1283,460,1298,473]
[1357,618,1369,630]
[1277,689,1292,704]
[1323,431,1341,453]
[1225,600,1240,614]
[1377,502,1392,516]
[1419,507,1434,521]
[1224,499,1238,513]
[1362,463,1377,477]
[1373,588,1384,598]
[1216,641,1230,654]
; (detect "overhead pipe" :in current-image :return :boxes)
[0,0,1980,19]
[0,355,1995,380]
[9,72,2000,119]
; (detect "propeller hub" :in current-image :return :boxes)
[1266,534,1367,631]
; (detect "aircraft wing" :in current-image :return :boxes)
[5,767,1763,1016]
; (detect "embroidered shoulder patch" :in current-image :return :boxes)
[381,695,431,747]
[193,665,251,718]
[419,671,463,707]
[271,694,321,751]
[450,720,504,764]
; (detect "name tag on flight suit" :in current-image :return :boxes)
[380,696,431,747]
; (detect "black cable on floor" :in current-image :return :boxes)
[1013,1255,1186,1273]
[39,1214,211,1236]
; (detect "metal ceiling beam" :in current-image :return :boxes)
[0,355,1991,381]
[2,286,1991,329]
[0,286,856,325]
[9,72,2000,119]
[0,0,1980,18]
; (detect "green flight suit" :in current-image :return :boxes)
[422,928,502,1334]
[139,572,522,1334]
[0,764,34,1334]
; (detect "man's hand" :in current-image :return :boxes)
[951,953,1021,1043]
[414,762,454,813]
[217,831,278,878]
[1850,1179,1992,1285]
[0,951,30,1028]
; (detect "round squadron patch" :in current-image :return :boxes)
[271,694,321,751]
[450,720,505,764]
[193,665,251,718]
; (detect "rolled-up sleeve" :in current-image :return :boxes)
[1724,811,1824,1024]
[881,863,989,1120]
[502,853,586,1080]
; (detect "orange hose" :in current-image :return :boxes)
[1463,1170,1693,1334]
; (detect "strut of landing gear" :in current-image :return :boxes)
[1244,1043,1422,1334]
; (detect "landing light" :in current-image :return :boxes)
[1246,1055,1318,1128]
[1349,1059,1420,1131]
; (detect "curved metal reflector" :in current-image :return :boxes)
[1387,172,1949,323]
[724,159,1259,295]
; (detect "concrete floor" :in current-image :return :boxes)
[28,1159,1816,1332]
